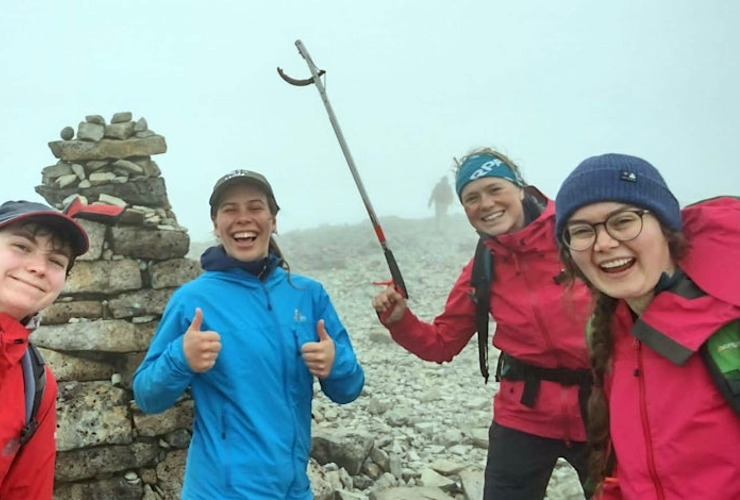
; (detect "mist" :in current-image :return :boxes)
[2,1,739,243]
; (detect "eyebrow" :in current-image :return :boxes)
[567,205,638,224]
[221,198,267,206]
[9,229,72,260]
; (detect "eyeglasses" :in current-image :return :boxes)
[562,209,650,251]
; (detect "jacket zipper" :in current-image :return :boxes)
[635,338,665,500]
[517,251,572,443]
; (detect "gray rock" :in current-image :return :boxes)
[32,319,154,352]
[56,443,158,481]
[149,258,201,288]
[56,381,132,451]
[48,135,166,161]
[85,115,106,125]
[60,126,75,140]
[133,400,194,437]
[111,111,133,123]
[64,259,143,294]
[105,121,136,140]
[311,429,375,475]
[111,226,190,260]
[77,121,105,141]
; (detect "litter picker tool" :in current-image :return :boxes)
[278,40,408,298]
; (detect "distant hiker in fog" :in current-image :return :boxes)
[373,148,594,499]
[133,170,364,500]
[555,154,740,499]
[428,175,453,230]
[0,200,89,499]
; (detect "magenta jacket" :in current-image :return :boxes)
[604,197,740,499]
[385,194,593,441]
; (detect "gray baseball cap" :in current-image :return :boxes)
[209,169,280,215]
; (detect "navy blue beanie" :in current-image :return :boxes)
[555,153,681,240]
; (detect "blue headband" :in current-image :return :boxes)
[455,154,523,198]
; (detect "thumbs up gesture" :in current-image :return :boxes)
[301,319,336,379]
[183,308,222,373]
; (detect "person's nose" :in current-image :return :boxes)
[480,192,497,209]
[25,252,49,275]
[592,224,619,251]
[234,207,253,223]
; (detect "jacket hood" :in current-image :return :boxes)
[680,197,740,307]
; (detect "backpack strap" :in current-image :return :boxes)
[19,342,46,447]
[700,319,740,416]
[470,237,493,382]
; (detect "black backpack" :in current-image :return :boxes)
[19,342,46,448]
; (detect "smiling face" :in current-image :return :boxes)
[567,201,675,313]
[460,177,526,236]
[212,184,276,262]
[0,222,71,320]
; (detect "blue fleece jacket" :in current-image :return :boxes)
[133,265,364,499]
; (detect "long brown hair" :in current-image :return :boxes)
[558,229,687,491]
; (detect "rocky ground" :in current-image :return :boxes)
[191,214,584,499]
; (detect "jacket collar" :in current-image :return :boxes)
[484,187,555,254]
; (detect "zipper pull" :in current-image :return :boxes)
[633,338,641,377]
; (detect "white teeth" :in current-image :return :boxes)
[600,258,631,269]
[483,212,503,222]
[233,231,256,239]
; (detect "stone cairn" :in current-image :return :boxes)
[34,112,201,499]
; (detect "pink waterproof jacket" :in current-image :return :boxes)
[604,197,740,499]
[0,313,57,499]
[385,194,593,441]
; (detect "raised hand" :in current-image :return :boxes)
[301,319,336,379]
[183,308,222,373]
[372,285,407,324]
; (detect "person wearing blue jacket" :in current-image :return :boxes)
[133,169,365,499]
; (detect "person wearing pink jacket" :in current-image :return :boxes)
[374,148,594,499]
[555,153,740,499]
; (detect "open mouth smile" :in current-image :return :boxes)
[482,211,504,222]
[232,231,257,244]
[598,257,634,273]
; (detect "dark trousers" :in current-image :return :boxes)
[484,422,590,500]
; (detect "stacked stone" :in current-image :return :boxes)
[37,111,180,230]
[32,113,202,499]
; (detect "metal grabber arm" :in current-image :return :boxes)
[278,40,408,299]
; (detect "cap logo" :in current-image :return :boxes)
[620,170,637,182]
[221,169,253,182]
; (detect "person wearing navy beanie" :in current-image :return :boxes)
[374,147,595,499]
[554,153,681,241]
[555,153,740,499]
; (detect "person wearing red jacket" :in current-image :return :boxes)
[0,200,89,499]
[373,148,594,499]
[555,153,740,499]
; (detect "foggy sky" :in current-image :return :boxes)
[2,1,739,243]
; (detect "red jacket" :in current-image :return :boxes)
[0,313,57,499]
[605,197,740,499]
[386,195,593,441]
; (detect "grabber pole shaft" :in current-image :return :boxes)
[278,39,408,298]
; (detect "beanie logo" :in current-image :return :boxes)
[620,170,637,182]
[469,159,505,180]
